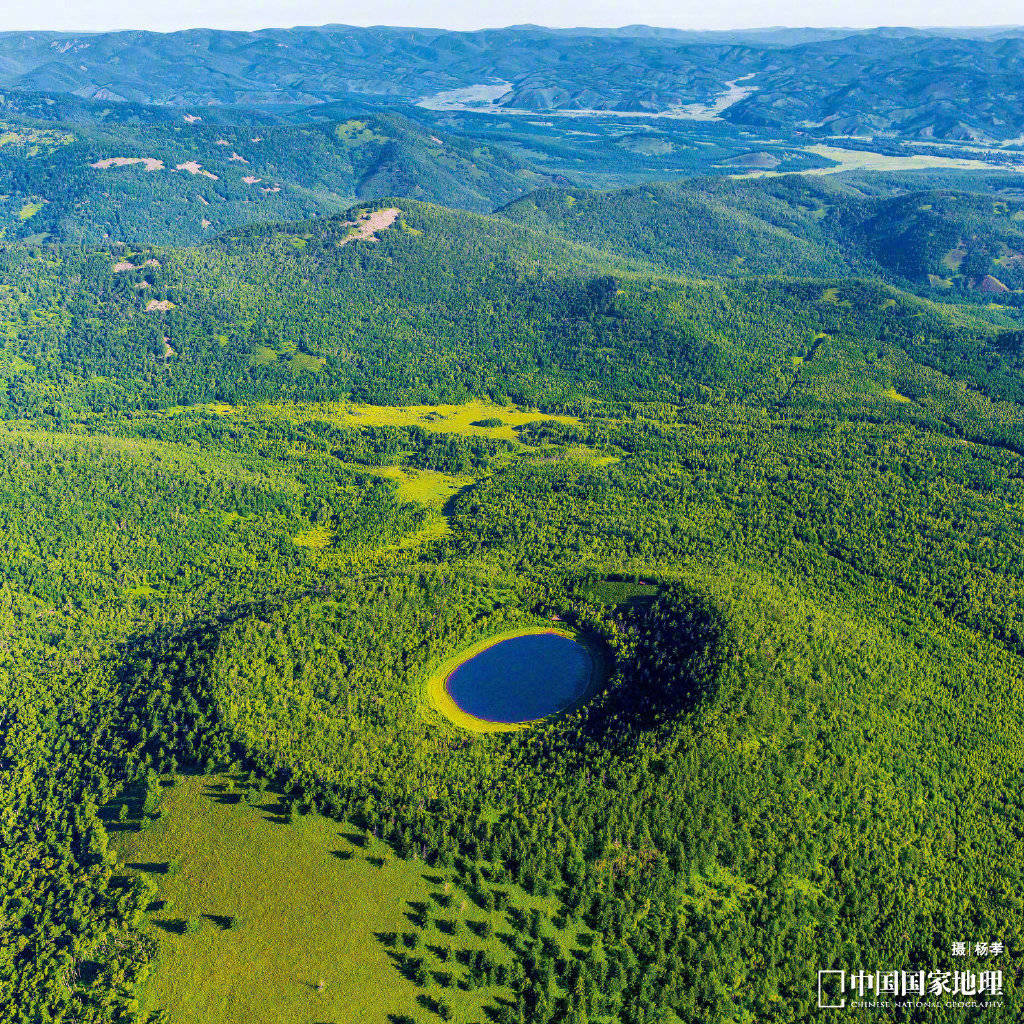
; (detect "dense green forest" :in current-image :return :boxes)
[499,174,1024,297]
[0,107,567,244]
[2,180,1024,1024]
[2,193,1024,419]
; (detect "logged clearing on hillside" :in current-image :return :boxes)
[291,524,334,549]
[90,156,165,171]
[17,201,43,220]
[175,161,218,179]
[885,387,915,404]
[338,206,401,246]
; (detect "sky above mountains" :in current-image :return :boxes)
[0,0,1018,33]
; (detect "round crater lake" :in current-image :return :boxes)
[444,631,596,724]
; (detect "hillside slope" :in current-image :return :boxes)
[1,197,1022,454]
[499,174,1024,295]
[0,105,565,243]
[3,186,1024,1023]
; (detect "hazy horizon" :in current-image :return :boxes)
[0,0,1018,35]
[4,23,1024,35]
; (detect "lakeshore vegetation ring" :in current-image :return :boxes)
[425,625,607,732]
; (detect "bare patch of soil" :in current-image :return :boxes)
[90,156,164,171]
[979,274,1011,294]
[174,161,218,180]
[338,207,401,247]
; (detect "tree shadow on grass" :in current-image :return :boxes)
[407,899,428,917]
[100,797,147,833]
[194,777,288,820]
[381,948,406,972]
[482,998,516,1022]
[465,889,491,912]
[154,918,187,935]
[202,782,243,806]
[103,819,143,834]
[416,993,445,1016]
[126,861,171,874]
[203,914,237,930]
[260,799,291,824]
[99,785,145,823]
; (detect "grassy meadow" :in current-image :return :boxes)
[360,464,475,508]
[113,775,598,1024]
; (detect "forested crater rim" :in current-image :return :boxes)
[425,626,606,732]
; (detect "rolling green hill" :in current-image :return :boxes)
[499,174,1024,297]
[0,106,567,243]
[2,195,1023,442]
[498,176,868,279]
[3,161,1024,1024]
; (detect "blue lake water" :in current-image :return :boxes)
[445,632,595,724]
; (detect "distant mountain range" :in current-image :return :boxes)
[1,25,1024,246]
[0,25,1023,143]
